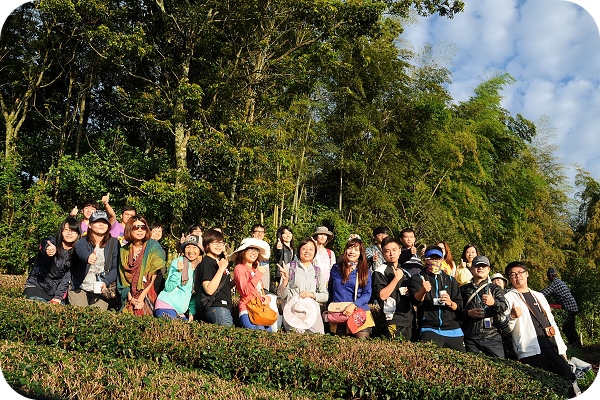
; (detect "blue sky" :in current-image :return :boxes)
[400,0,600,200]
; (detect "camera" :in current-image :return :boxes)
[433,298,444,306]
[483,317,492,329]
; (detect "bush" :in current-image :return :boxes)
[0,292,571,399]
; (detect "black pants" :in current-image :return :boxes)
[421,331,466,352]
[563,311,581,346]
[464,334,505,358]
[521,346,574,382]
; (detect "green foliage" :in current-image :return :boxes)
[0,293,572,399]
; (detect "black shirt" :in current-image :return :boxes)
[195,256,232,309]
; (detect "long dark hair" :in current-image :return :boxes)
[86,219,112,248]
[341,238,368,287]
[461,244,479,262]
[57,217,81,258]
[276,225,294,250]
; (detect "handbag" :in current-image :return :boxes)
[247,289,279,326]
[327,302,352,323]
[326,273,360,325]
[518,292,556,338]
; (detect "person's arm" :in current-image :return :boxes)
[202,258,228,295]
[354,271,372,308]
[101,193,117,227]
[315,266,329,303]
[377,268,403,301]
[411,275,431,303]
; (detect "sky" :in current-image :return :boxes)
[399,0,600,200]
[0,0,600,397]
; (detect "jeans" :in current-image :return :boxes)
[239,313,273,331]
[155,308,188,321]
[205,306,234,327]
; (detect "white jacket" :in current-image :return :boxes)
[504,288,567,359]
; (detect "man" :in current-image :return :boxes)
[502,261,573,382]
[69,199,100,234]
[372,237,413,341]
[541,268,581,348]
[104,200,137,242]
[366,226,389,271]
[250,223,271,293]
[459,255,508,358]
[398,228,422,269]
[409,245,465,351]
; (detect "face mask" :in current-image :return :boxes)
[425,260,441,274]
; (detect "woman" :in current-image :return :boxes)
[312,226,336,285]
[69,210,120,310]
[232,238,273,331]
[155,234,202,321]
[457,244,478,286]
[437,241,456,277]
[23,217,81,304]
[327,237,373,338]
[118,216,166,315]
[278,238,328,334]
[194,229,233,326]
[275,224,295,261]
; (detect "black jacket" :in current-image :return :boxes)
[459,280,509,339]
[24,236,72,300]
[409,270,462,331]
[372,263,412,327]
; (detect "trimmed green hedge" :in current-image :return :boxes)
[0,340,321,400]
[0,294,571,399]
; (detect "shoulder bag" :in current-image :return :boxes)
[326,274,359,324]
[247,288,279,326]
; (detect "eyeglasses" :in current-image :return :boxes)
[424,257,442,262]
[132,224,147,231]
[211,241,225,246]
[508,270,527,279]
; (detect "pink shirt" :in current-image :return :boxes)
[233,264,264,313]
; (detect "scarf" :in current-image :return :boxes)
[125,242,146,297]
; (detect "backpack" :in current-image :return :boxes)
[288,261,321,289]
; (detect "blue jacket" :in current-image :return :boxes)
[328,263,372,311]
[71,237,120,290]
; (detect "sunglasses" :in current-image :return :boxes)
[132,224,147,231]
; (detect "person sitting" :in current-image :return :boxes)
[195,229,234,327]
[118,216,166,316]
[278,238,327,334]
[327,237,373,339]
[232,238,273,331]
[154,234,202,321]
[69,210,120,311]
[372,237,413,341]
[23,217,81,304]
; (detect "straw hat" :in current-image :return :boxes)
[283,294,320,330]
[228,237,270,262]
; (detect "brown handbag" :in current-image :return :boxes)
[247,292,278,326]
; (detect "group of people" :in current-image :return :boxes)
[22,200,582,388]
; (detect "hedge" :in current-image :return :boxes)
[0,340,321,400]
[0,292,571,399]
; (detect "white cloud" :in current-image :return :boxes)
[402,0,600,197]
